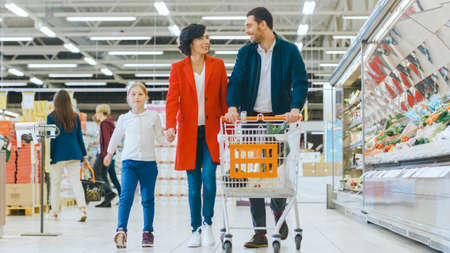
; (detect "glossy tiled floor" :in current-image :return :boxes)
[0,198,437,253]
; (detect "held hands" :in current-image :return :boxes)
[166,128,176,143]
[103,153,113,167]
[224,107,239,123]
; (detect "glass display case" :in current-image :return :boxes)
[328,0,450,251]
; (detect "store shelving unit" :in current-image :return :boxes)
[327,0,450,252]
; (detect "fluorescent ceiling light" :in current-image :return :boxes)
[0,110,20,118]
[315,73,332,77]
[65,82,107,86]
[135,73,170,77]
[343,16,369,20]
[8,68,24,77]
[296,42,303,51]
[215,50,238,55]
[108,51,163,56]
[0,82,27,87]
[320,63,339,67]
[66,16,136,22]
[145,82,169,86]
[147,87,169,91]
[168,25,181,36]
[100,68,113,76]
[202,16,246,20]
[64,43,80,53]
[210,35,249,40]
[90,36,151,41]
[154,2,170,16]
[49,73,93,78]
[28,64,77,68]
[302,1,316,15]
[333,35,356,40]
[39,26,56,37]
[325,50,347,55]
[312,82,330,85]
[0,37,33,42]
[123,63,171,68]
[297,24,309,35]
[83,57,97,65]
[5,3,28,17]
[30,77,43,85]
[0,18,3,22]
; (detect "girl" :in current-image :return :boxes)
[47,89,88,222]
[104,82,165,249]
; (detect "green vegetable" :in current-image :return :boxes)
[395,114,404,120]
[388,139,401,145]
[385,129,394,136]
[385,119,392,130]
[436,111,450,123]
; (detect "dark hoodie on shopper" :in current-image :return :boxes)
[99,118,115,158]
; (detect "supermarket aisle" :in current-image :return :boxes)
[0,200,437,253]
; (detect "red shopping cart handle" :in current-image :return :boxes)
[220,115,302,122]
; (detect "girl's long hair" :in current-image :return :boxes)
[52,89,77,131]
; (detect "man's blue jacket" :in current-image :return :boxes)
[227,33,308,115]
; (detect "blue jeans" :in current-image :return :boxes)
[187,126,218,232]
[117,160,158,232]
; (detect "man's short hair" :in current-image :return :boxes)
[247,7,273,30]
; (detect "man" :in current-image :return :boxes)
[225,7,308,248]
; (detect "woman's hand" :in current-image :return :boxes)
[103,153,113,167]
[166,128,176,143]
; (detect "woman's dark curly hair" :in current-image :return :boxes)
[178,24,206,56]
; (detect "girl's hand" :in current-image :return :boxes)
[103,154,113,167]
[166,128,176,143]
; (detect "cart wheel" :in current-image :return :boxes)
[273,241,280,253]
[295,234,302,250]
[223,241,232,253]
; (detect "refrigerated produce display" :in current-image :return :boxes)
[328,0,450,251]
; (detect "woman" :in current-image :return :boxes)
[47,89,88,222]
[166,24,228,248]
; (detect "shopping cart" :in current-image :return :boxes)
[218,114,303,253]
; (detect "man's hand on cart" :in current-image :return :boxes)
[280,108,302,123]
[225,107,239,123]
[166,128,176,143]
[103,153,113,167]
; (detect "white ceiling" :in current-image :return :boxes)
[0,0,378,91]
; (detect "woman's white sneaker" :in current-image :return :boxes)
[187,227,201,248]
[202,223,215,246]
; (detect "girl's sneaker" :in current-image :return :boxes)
[78,208,87,222]
[114,228,127,249]
[142,231,154,247]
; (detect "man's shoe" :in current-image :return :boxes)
[275,215,288,240]
[95,201,112,208]
[187,227,201,248]
[114,228,127,249]
[244,233,268,248]
[142,231,154,247]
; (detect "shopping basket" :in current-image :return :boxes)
[80,162,103,203]
[218,114,303,253]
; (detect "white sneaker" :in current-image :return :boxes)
[202,223,215,246]
[187,227,201,248]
